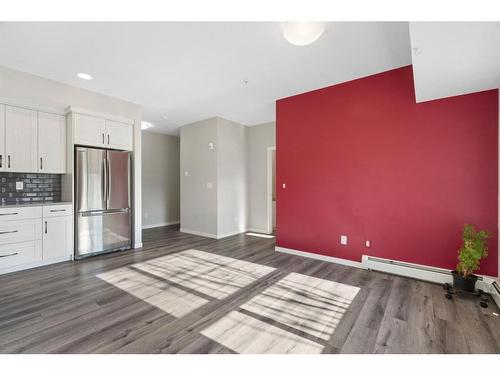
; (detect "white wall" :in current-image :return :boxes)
[0,66,143,247]
[246,122,276,232]
[180,118,218,237]
[217,118,247,236]
[142,131,180,228]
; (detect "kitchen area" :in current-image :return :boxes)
[0,100,138,275]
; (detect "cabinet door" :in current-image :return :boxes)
[105,120,133,151]
[42,216,72,260]
[38,112,66,173]
[0,105,5,171]
[5,106,38,172]
[73,113,106,148]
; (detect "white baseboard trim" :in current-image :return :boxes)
[0,255,72,276]
[246,228,272,234]
[275,246,364,269]
[142,221,180,229]
[180,228,246,239]
[180,228,218,239]
[217,230,246,239]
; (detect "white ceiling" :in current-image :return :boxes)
[0,22,412,134]
[410,22,500,102]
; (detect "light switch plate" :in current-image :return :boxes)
[340,235,347,245]
[16,181,23,190]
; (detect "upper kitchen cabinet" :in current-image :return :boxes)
[5,106,38,172]
[0,105,5,171]
[73,113,106,148]
[38,112,66,173]
[105,120,133,151]
[71,111,133,151]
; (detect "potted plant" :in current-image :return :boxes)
[453,224,490,292]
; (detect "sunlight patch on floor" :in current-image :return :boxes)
[201,310,324,354]
[97,249,275,318]
[201,272,360,353]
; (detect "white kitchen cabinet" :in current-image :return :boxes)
[0,240,42,270]
[5,106,38,172]
[0,204,73,275]
[0,105,5,172]
[73,113,106,148]
[38,112,66,173]
[105,120,133,151]
[43,215,72,260]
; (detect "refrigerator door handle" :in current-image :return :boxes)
[107,156,111,205]
[102,157,108,209]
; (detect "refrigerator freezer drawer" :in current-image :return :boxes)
[76,210,131,259]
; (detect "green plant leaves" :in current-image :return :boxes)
[457,224,490,277]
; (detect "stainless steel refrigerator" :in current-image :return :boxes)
[75,146,131,259]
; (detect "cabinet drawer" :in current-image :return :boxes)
[0,240,42,270]
[0,206,42,223]
[0,219,42,245]
[43,204,73,218]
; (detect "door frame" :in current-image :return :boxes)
[266,146,276,234]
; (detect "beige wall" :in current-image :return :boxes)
[180,117,247,238]
[180,118,219,237]
[142,131,180,228]
[217,117,247,235]
[246,122,276,232]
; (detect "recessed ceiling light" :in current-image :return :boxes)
[77,72,93,80]
[141,121,154,130]
[281,22,325,46]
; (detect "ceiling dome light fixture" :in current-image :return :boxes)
[77,72,93,80]
[281,22,325,46]
[141,121,154,130]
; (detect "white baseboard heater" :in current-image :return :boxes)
[361,255,455,284]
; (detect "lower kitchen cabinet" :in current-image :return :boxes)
[43,215,72,260]
[0,203,73,275]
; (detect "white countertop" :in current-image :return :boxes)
[0,201,72,208]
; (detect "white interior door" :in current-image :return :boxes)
[5,106,38,172]
[38,112,66,173]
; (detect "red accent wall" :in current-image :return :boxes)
[276,66,498,276]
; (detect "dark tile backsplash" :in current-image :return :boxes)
[0,172,62,205]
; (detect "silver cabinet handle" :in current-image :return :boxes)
[107,134,110,145]
[8,155,10,169]
[0,212,18,216]
[0,252,18,258]
[0,154,2,168]
[50,209,66,212]
[45,221,47,234]
[40,157,43,170]
[102,133,105,144]
[0,230,18,235]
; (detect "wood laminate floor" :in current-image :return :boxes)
[0,225,499,354]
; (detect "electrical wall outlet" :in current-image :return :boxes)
[16,181,23,190]
[365,240,371,248]
[340,235,347,245]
